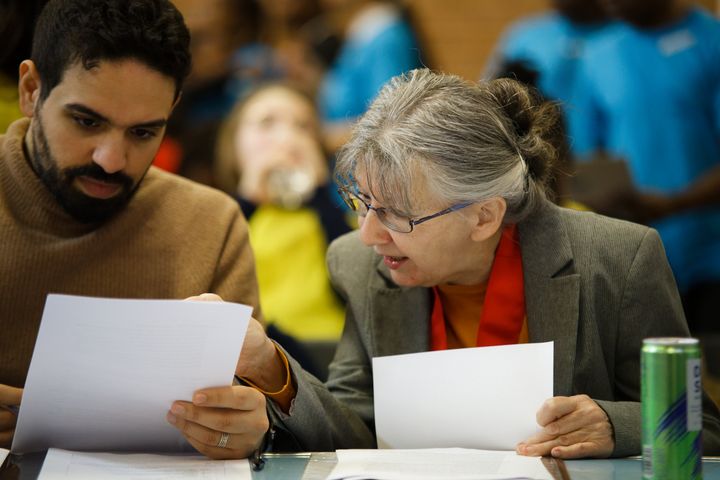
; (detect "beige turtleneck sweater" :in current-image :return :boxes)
[0,118,261,388]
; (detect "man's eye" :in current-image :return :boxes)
[73,116,99,128]
[131,128,157,140]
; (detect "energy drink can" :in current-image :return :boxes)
[642,337,702,479]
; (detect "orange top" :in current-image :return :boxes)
[431,225,528,349]
[436,283,485,349]
[436,282,528,349]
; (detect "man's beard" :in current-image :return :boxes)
[30,113,139,224]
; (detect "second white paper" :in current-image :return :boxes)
[372,342,553,450]
[13,295,252,454]
[37,448,252,480]
[328,448,552,480]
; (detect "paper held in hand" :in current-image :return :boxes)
[12,294,251,454]
[373,342,553,450]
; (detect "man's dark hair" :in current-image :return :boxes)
[31,0,191,101]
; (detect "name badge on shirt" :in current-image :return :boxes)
[658,29,696,56]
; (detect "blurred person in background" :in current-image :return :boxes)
[160,0,258,184]
[570,0,720,377]
[570,0,720,405]
[164,0,338,187]
[318,0,425,152]
[215,83,351,378]
[484,0,613,153]
[244,0,339,93]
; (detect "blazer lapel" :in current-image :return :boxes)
[369,260,431,358]
[520,202,580,396]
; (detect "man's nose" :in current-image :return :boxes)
[92,132,128,174]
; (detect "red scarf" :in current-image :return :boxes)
[430,224,525,349]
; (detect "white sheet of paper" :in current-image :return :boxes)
[328,448,552,480]
[373,342,553,450]
[12,294,251,453]
[37,448,252,480]
[0,447,8,465]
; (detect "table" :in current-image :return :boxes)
[3,451,720,479]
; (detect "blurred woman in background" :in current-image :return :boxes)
[215,83,350,377]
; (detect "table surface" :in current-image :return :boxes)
[3,451,720,479]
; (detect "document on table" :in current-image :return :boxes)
[373,342,553,450]
[37,448,252,479]
[0,447,8,465]
[12,294,252,453]
[328,449,553,480]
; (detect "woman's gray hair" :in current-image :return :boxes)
[335,68,562,223]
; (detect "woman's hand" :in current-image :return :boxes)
[184,293,287,392]
[516,394,614,459]
[0,384,23,447]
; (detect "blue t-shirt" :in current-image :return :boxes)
[572,8,720,291]
[318,15,421,123]
[491,13,616,138]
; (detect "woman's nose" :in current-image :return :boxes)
[358,209,392,246]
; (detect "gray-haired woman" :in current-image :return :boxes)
[192,69,720,459]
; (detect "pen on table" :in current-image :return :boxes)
[250,448,265,471]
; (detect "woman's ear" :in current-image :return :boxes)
[18,60,42,117]
[470,197,507,242]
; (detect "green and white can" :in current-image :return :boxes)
[642,337,702,480]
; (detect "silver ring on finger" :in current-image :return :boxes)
[216,431,230,449]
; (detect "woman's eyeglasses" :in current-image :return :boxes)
[339,188,473,233]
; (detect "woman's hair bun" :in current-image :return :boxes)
[482,78,564,187]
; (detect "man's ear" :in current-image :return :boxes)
[18,60,42,118]
[171,91,183,112]
[469,197,507,242]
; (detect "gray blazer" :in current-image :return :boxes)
[270,201,720,457]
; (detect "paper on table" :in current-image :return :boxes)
[0,447,8,465]
[373,342,553,450]
[328,448,553,480]
[12,294,251,453]
[37,448,252,479]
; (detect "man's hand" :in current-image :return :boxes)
[516,395,614,459]
[167,386,269,459]
[0,384,23,448]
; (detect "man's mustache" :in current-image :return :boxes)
[64,164,133,188]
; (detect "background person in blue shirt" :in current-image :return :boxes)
[484,0,613,143]
[570,0,720,356]
[317,0,424,152]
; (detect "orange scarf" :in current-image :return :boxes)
[430,225,525,349]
